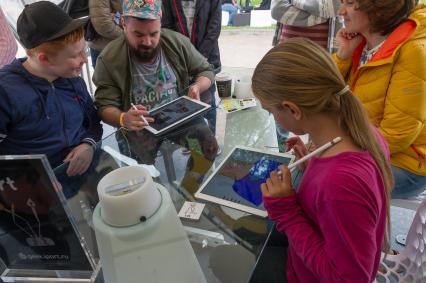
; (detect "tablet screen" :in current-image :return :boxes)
[146,96,210,135]
[195,146,295,217]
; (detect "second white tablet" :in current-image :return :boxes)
[195,146,295,217]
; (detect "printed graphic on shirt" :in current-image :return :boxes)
[131,50,178,110]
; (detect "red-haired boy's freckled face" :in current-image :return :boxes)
[45,37,87,78]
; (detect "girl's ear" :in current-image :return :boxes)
[281,101,303,120]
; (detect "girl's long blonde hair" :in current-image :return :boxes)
[252,37,393,250]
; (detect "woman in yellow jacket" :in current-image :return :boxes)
[334,0,426,198]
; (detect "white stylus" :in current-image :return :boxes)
[277,137,342,176]
[130,103,149,125]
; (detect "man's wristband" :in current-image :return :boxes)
[119,112,126,127]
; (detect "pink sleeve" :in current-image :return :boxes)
[0,7,18,68]
[264,177,381,282]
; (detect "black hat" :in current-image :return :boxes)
[17,1,88,49]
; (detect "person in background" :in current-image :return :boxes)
[253,37,392,282]
[161,0,221,133]
[271,0,340,48]
[270,0,341,152]
[222,0,240,26]
[0,6,18,68]
[335,0,426,199]
[88,0,122,67]
[0,1,102,179]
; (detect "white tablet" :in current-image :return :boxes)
[195,146,295,217]
[144,96,211,136]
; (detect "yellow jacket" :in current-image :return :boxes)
[333,5,426,175]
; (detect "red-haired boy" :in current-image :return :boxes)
[0,1,102,184]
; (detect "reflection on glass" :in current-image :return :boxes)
[198,148,293,211]
[104,176,145,196]
[13,66,280,282]
[0,157,93,273]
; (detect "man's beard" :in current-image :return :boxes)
[127,38,161,63]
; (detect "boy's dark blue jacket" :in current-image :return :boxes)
[0,59,102,167]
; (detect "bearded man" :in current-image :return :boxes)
[93,0,217,165]
[94,0,214,132]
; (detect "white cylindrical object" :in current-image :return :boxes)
[97,166,161,227]
[93,182,206,283]
[234,75,254,99]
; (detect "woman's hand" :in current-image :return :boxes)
[336,28,363,60]
[261,165,294,198]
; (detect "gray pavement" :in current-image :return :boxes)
[219,29,275,69]
[214,29,275,147]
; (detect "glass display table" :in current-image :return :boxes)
[34,102,278,283]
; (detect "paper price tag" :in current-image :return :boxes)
[178,201,205,220]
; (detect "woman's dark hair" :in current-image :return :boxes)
[356,0,417,35]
